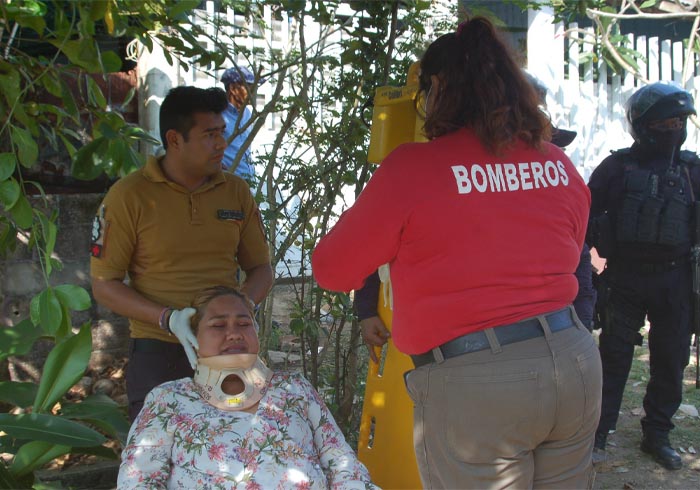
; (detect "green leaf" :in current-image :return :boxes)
[123,144,144,175]
[33,481,66,490]
[0,219,18,258]
[0,461,22,490]
[29,294,40,326]
[61,394,129,443]
[9,195,33,229]
[0,178,21,209]
[60,79,79,119]
[88,0,109,20]
[639,0,658,8]
[24,180,45,200]
[86,77,107,109]
[53,285,91,311]
[122,125,161,145]
[36,213,57,275]
[0,413,106,447]
[71,138,108,180]
[41,72,62,98]
[33,288,62,335]
[58,134,78,159]
[96,121,120,140]
[138,34,153,52]
[0,319,42,363]
[121,87,135,107]
[169,0,200,19]
[14,9,46,35]
[54,304,72,342]
[11,126,38,168]
[33,324,92,412]
[9,441,70,478]
[101,51,122,73]
[77,39,100,70]
[0,382,38,408]
[105,139,127,174]
[289,318,305,335]
[0,62,21,109]
[49,39,100,72]
[0,153,16,181]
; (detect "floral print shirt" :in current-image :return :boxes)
[117,372,378,490]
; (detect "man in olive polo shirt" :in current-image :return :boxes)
[90,86,273,420]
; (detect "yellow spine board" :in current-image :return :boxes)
[357,282,421,489]
[358,63,425,488]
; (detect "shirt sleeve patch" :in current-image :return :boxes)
[90,205,108,258]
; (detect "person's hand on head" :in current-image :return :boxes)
[360,316,390,364]
[169,308,199,369]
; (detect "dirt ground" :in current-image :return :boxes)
[591,332,700,490]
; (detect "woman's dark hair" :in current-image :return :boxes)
[159,86,228,149]
[419,17,551,153]
[189,286,253,333]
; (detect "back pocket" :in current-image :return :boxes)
[444,370,540,463]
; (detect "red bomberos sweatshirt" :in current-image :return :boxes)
[313,128,590,355]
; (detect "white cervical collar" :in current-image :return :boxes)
[194,353,272,411]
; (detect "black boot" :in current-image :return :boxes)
[594,431,607,450]
[592,431,607,465]
[640,433,682,470]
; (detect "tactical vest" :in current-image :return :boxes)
[615,150,695,249]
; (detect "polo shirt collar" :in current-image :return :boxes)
[143,155,226,190]
[143,155,168,183]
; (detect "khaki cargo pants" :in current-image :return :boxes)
[405,312,602,489]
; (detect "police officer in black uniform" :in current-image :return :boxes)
[588,82,699,470]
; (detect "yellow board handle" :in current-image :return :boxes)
[366,62,426,165]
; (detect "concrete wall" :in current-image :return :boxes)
[0,193,129,383]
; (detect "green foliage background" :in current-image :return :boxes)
[3,0,696,487]
[0,0,447,487]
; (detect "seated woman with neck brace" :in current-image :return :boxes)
[117,286,377,490]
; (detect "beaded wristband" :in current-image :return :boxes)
[158,307,173,333]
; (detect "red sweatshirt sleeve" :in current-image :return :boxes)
[312,148,412,292]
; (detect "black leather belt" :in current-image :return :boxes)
[410,307,575,368]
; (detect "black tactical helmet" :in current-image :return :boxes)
[626,81,696,142]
